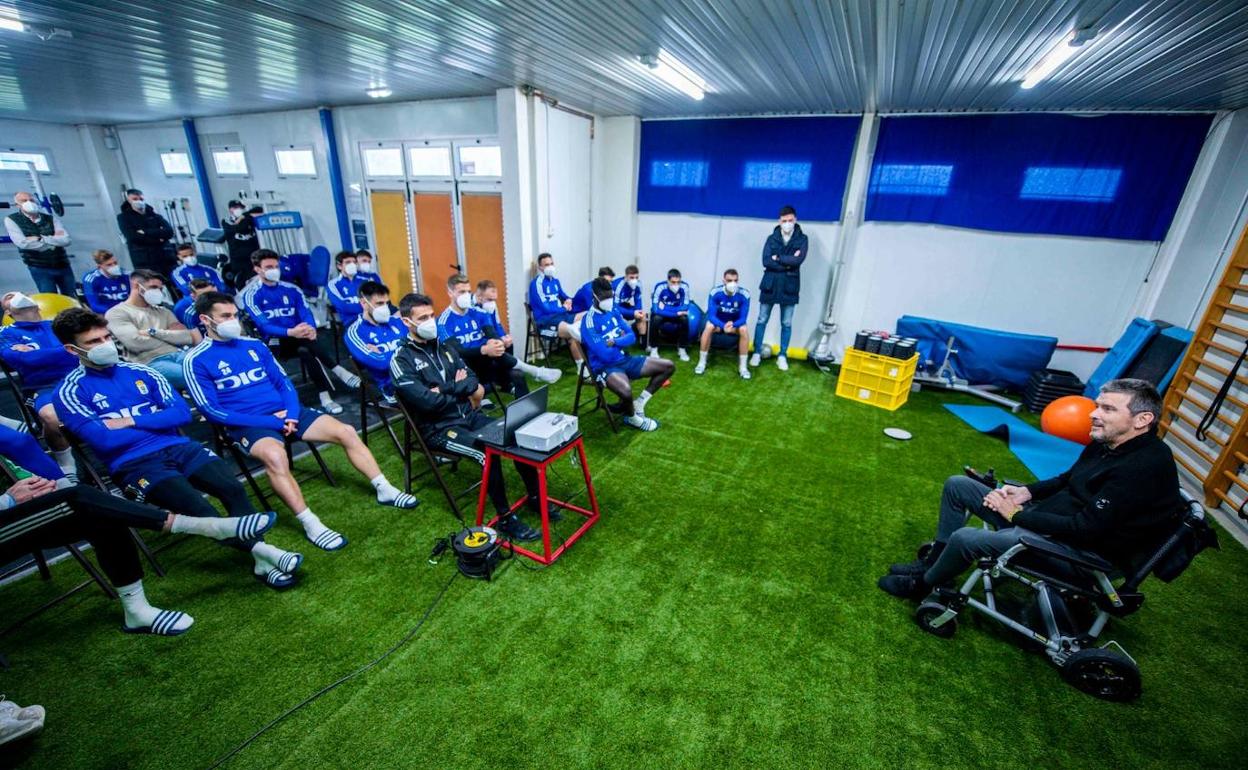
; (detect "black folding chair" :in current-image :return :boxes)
[571,360,619,433]
[391,397,480,523]
[523,302,568,364]
[208,422,338,512]
[357,371,403,455]
[0,360,41,435]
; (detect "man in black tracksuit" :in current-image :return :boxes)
[116,189,175,276]
[390,292,542,542]
[222,199,262,290]
[880,378,1184,599]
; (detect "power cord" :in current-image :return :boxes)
[207,570,459,769]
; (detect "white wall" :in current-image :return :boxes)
[0,118,124,289]
[532,100,594,291]
[590,116,640,269]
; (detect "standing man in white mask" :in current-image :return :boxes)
[696,268,752,379]
[116,189,176,276]
[751,205,808,372]
[4,191,74,295]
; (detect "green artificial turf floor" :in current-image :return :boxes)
[2,361,1247,769]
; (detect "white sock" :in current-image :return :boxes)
[698,351,708,365]
[649,347,658,355]
[52,447,76,474]
[739,355,748,370]
[370,474,399,501]
[635,390,652,415]
[0,415,24,431]
[117,580,191,632]
[319,391,336,405]
[332,365,357,381]
[295,508,321,534]
[170,514,234,540]
[572,356,584,368]
[514,360,539,376]
[251,541,301,574]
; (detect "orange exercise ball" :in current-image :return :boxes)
[1041,395,1097,445]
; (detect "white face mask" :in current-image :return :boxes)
[455,292,473,310]
[668,283,681,294]
[130,199,145,211]
[542,265,556,278]
[359,261,373,272]
[627,278,639,289]
[230,208,245,218]
[480,300,497,314]
[263,268,280,282]
[343,263,358,277]
[597,297,614,312]
[370,304,391,324]
[9,292,37,310]
[724,281,738,294]
[19,200,39,214]
[416,317,438,340]
[780,221,795,235]
[182,256,198,267]
[214,318,243,340]
[78,340,120,367]
[141,288,164,306]
[103,264,122,277]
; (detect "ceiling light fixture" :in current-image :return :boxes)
[1020,28,1097,90]
[640,48,706,100]
[365,86,392,99]
[0,16,24,33]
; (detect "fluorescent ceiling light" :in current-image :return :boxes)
[366,86,392,99]
[641,48,706,100]
[0,16,23,33]
[1020,31,1093,89]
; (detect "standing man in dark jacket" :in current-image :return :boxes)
[750,205,807,373]
[389,292,542,542]
[116,189,175,276]
[4,191,75,295]
[878,378,1184,600]
[222,199,262,290]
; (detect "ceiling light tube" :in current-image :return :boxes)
[366,86,392,99]
[0,16,24,33]
[1020,31,1087,89]
[642,48,706,100]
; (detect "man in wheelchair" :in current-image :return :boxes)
[878,378,1216,698]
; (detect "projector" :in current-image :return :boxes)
[515,412,578,452]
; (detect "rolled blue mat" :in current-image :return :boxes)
[943,403,1083,481]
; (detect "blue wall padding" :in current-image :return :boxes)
[1083,317,1158,397]
[944,404,1083,481]
[897,315,1057,390]
[867,113,1212,241]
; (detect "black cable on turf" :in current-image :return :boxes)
[206,571,459,769]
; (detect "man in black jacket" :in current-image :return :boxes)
[879,378,1184,599]
[222,199,262,290]
[116,189,175,276]
[389,292,542,542]
[750,205,808,372]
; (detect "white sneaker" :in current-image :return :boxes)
[694,362,706,375]
[534,367,562,384]
[648,348,660,360]
[749,353,761,367]
[0,706,44,747]
[0,699,44,724]
[776,356,789,372]
[623,414,659,432]
[739,368,752,380]
[677,348,689,362]
[480,398,495,411]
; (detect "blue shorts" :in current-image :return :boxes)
[113,441,218,491]
[537,311,577,336]
[228,408,326,450]
[597,355,648,383]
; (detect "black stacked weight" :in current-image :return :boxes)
[1024,369,1086,413]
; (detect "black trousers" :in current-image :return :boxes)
[425,413,540,515]
[0,486,169,587]
[651,314,689,346]
[461,348,528,397]
[275,335,337,392]
[142,457,258,552]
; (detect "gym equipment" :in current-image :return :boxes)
[944,404,1082,480]
[913,489,1218,701]
[1085,318,1192,397]
[1023,368,1085,413]
[254,210,307,257]
[1040,395,1096,446]
[836,347,919,411]
[160,197,197,243]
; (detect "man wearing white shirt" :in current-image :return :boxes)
[4,192,74,295]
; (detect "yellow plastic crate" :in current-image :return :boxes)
[835,346,919,411]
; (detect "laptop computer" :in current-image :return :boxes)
[477,385,549,447]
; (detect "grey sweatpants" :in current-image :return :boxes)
[923,475,1036,586]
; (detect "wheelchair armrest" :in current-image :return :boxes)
[1017,534,1115,573]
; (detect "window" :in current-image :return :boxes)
[743,161,812,191]
[408,146,452,177]
[870,164,954,196]
[362,145,404,177]
[457,144,502,178]
[0,148,53,174]
[649,160,709,188]
[1020,166,1122,202]
[211,146,249,177]
[274,146,317,177]
[159,149,193,177]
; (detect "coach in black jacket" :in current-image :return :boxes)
[389,292,542,542]
[116,189,175,275]
[879,378,1184,599]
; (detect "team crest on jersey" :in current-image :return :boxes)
[137,477,149,489]
[135,380,148,395]
[412,358,427,371]
[249,349,259,362]
[218,360,233,375]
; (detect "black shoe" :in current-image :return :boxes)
[877,574,930,600]
[526,497,563,522]
[888,559,928,576]
[606,402,628,415]
[496,513,541,542]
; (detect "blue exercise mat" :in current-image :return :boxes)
[943,404,1083,481]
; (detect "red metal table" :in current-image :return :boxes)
[475,433,600,565]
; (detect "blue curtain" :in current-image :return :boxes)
[637,116,860,222]
[866,113,1213,241]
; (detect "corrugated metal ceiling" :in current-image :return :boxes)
[1,0,1246,125]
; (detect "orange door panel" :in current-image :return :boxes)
[412,192,460,305]
[461,193,507,326]
[368,190,415,297]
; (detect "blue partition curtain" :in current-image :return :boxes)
[637,116,860,222]
[865,113,1213,241]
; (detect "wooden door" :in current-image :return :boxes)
[461,192,507,324]
[412,192,460,306]
[368,190,415,296]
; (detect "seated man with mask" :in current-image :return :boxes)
[171,242,228,295]
[581,277,675,432]
[50,307,301,590]
[173,278,215,330]
[527,252,588,376]
[878,378,1185,600]
[344,281,407,403]
[695,268,752,379]
[0,291,80,479]
[354,249,382,284]
[572,267,615,313]
[105,269,199,390]
[390,292,543,542]
[473,279,511,352]
[327,250,366,328]
[612,264,647,339]
[82,249,130,314]
[648,269,691,362]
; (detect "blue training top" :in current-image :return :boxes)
[579,306,636,372]
[82,268,130,314]
[183,337,301,430]
[327,273,366,326]
[237,280,315,340]
[0,320,78,391]
[0,424,65,480]
[528,275,569,324]
[344,315,407,388]
[651,280,691,318]
[611,277,643,320]
[706,284,751,328]
[437,306,493,351]
[171,263,228,295]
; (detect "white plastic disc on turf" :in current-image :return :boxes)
[883,428,912,440]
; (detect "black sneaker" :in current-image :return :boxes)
[877,574,930,600]
[496,513,541,542]
[888,559,928,576]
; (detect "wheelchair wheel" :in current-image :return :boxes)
[915,601,957,638]
[1059,648,1141,702]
